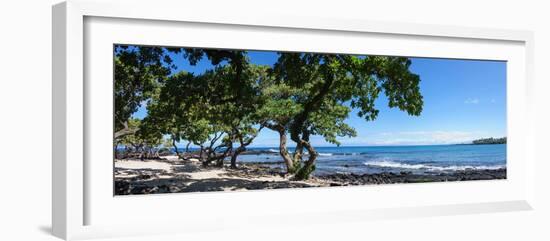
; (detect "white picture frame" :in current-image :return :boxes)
[52,0,535,240]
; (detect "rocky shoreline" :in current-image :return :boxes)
[318,168,506,186]
[114,157,506,195]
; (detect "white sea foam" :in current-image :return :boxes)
[318,153,333,156]
[268,149,279,153]
[364,160,505,171]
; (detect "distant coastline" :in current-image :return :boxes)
[457,137,507,145]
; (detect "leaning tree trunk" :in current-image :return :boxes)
[114,121,138,139]
[294,140,318,180]
[292,141,304,168]
[185,142,191,153]
[230,146,246,169]
[290,130,316,180]
[199,146,207,166]
[211,154,226,167]
[265,124,295,173]
[172,138,180,158]
[214,144,233,167]
[276,129,296,174]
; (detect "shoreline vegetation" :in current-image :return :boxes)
[452,137,507,146]
[114,155,506,195]
[471,137,507,145]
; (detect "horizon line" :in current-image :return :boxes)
[168,141,507,149]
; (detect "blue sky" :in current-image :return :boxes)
[132,50,506,147]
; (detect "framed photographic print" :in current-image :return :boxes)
[52,0,535,240]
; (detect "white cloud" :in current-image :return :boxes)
[464,98,480,104]
[341,130,487,146]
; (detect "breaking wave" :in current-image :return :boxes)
[364,160,505,171]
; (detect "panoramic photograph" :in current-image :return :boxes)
[113,44,507,195]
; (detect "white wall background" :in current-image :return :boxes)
[0,0,548,240]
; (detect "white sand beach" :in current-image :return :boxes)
[114,157,317,194]
[115,160,173,172]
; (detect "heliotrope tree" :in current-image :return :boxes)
[260,53,423,180]
[143,50,267,167]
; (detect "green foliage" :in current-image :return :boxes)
[114,46,424,178]
[117,118,162,159]
[114,45,173,133]
[309,101,356,146]
[117,118,144,149]
[265,53,424,179]
[143,71,212,148]
[139,49,267,164]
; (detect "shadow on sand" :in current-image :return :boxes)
[179,178,313,192]
[116,176,314,195]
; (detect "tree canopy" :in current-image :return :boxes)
[114,46,424,180]
[114,45,174,138]
[259,53,423,179]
